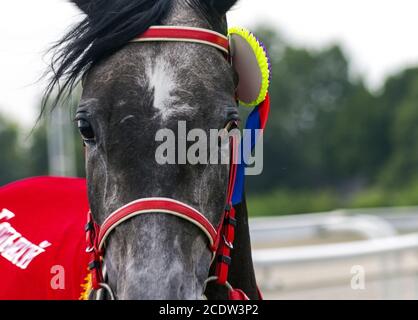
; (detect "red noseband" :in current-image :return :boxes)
[98,198,219,252]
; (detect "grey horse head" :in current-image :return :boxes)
[46,0,241,299]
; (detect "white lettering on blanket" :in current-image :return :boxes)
[0,208,51,269]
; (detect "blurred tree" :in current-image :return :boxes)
[247,28,360,193]
[28,120,48,176]
[0,115,27,185]
[327,83,386,183]
[379,74,418,187]
[245,27,418,197]
[28,101,86,179]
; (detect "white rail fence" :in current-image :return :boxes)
[249,207,418,299]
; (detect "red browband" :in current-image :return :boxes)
[85,26,255,301]
[131,26,230,55]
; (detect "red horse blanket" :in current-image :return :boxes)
[0,177,90,300]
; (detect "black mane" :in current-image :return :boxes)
[43,0,236,112]
[43,0,174,110]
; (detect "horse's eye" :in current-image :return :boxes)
[77,119,95,142]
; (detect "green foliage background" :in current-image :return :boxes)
[2,26,418,216]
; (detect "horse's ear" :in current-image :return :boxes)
[70,0,94,15]
[203,0,238,14]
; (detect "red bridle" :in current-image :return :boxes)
[132,26,230,55]
[85,26,252,300]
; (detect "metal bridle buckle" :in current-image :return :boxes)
[224,121,235,132]
[86,246,94,253]
[223,235,234,250]
[203,276,234,293]
[98,283,116,300]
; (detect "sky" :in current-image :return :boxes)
[1,0,418,126]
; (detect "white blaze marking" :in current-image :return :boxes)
[147,58,192,120]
